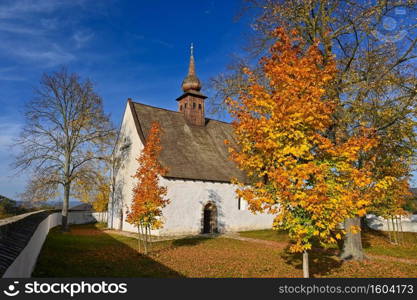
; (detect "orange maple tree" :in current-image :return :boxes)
[127,122,169,254]
[226,28,377,277]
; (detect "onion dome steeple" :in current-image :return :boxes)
[181,43,202,92]
[176,44,207,127]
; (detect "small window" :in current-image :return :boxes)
[180,105,183,111]
[198,103,202,110]
[238,197,241,210]
[120,138,131,152]
[184,103,187,108]
[193,102,196,109]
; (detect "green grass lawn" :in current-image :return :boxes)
[33,224,417,278]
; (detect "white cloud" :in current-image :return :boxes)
[0,117,21,149]
[0,0,91,67]
[13,44,75,66]
[152,39,174,48]
[0,117,28,199]
[73,30,94,49]
[0,67,25,81]
[0,0,84,19]
[40,18,59,30]
[0,22,43,35]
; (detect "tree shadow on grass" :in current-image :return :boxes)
[281,245,343,278]
[361,226,389,249]
[32,224,184,278]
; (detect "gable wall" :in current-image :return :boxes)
[108,102,144,231]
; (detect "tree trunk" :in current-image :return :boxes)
[118,207,123,231]
[392,217,398,244]
[302,251,309,278]
[137,227,141,252]
[148,225,152,252]
[141,224,147,255]
[387,216,392,243]
[341,217,364,260]
[109,189,114,228]
[61,182,70,232]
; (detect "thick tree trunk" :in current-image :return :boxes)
[61,182,70,232]
[302,251,309,278]
[341,217,364,260]
[118,207,123,231]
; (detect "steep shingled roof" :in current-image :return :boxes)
[130,101,246,183]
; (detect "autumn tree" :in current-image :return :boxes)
[73,167,111,222]
[127,122,169,254]
[226,28,376,278]
[14,68,115,231]
[212,0,417,260]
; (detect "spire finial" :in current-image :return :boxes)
[188,43,196,76]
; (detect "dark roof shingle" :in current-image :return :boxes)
[132,101,246,183]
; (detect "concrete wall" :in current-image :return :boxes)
[92,212,107,223]
[69,211,96,224]
[366,214,417,233]
[2,211,97,278]
[108,102,275,235]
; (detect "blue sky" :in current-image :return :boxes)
[0,0,254,199]
[1,1,416,201]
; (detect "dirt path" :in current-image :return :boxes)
[221,232,288,249]
[223,233,417,265]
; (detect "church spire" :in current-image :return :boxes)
[182,43,201,92]
[177,44,207,126]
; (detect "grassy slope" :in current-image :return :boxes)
[33,224,417,278]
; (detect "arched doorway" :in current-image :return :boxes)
[202,203,217,234]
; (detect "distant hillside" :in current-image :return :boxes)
[0,194,29,219]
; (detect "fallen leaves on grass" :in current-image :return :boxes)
[33,224,417,278]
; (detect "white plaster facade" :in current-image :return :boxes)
[107,102,274,235]
[366,214,417,233]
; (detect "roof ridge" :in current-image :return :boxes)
[132,100,183,114]
[131,100,231,125]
